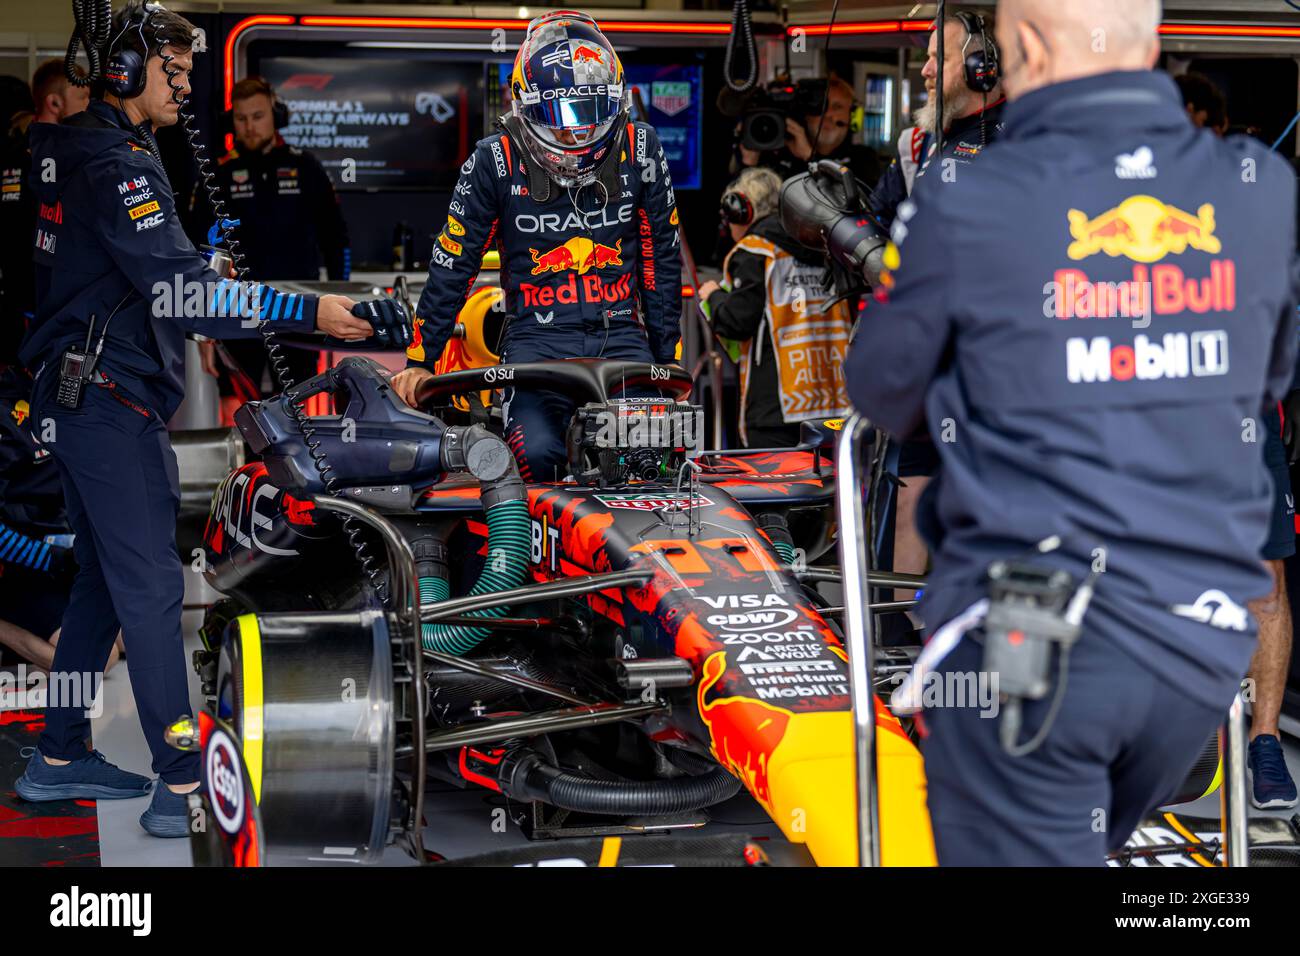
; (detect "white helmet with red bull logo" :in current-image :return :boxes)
[510,11,629,189]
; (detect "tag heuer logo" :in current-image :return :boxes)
[651,82,691,118]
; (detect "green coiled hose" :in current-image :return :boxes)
[420,498,532,655]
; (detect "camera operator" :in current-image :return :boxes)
[193,76,352,394]
[13,1,384,839]
[734,75,881,188]
[698,167,852,448]
[846,0,1299,864]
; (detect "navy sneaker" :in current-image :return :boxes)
[1248,735,1299,810]
[139,782,193,838]
[14,750,152,802]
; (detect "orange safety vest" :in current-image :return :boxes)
[722,234,853,444]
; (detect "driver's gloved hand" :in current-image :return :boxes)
[1283,389,1300,465]
[351,297,413,349]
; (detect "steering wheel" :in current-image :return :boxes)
[412,358,693,411]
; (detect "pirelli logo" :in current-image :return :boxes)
[129,200,161,220]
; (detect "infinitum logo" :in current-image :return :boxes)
[50,886,151,936]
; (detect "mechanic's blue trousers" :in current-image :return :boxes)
[500,329,653,482]
[921,630,1229,866]
[31,370,198,784]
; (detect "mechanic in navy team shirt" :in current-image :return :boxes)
[13,2,385,839]
[847,0,1300,865]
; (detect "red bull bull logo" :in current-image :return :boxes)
[573,44,604,65]
[529,237,623,276]
[1067,196,1221,264]
[697,651,793,808]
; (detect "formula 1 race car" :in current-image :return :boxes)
[182,353,937,866]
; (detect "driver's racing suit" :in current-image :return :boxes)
[407,121,682,480]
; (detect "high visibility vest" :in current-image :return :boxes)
[722,234,853,444]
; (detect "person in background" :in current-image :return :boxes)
[194,76,351,394]
[697,167,853,448]
[1177,69,1299,809]
[735,74,881,188]
[1175,72,1228,137]
[0,62,89,367]
[868,10,1007,602]
[0,364,124,673]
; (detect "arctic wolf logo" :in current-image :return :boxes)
[1170,590,1250,632]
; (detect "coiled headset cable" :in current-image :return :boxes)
[152,21,390,603]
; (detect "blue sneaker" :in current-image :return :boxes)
[1248,735,1299,810]
[139,783,192,838]
[14,750,152,802]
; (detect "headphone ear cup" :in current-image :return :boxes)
[965,51,998,94]
[273,99,290,130]
[105,48,145,98]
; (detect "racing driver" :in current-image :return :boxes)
[389,11,682,480]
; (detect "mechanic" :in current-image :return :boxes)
[868,11,1006,232]
[733,74,881,188]
[0,61,89,367]
[697,167,852,448]
[1176,71,1300,810]
[13,1,384,838]
[0,365,118,673]
[847,0,1300,865]
[868,10,1006,603]
[193,75,352,394]
[389,12,682,481]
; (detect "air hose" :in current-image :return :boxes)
[756,511,797,566]
[499,747,742,815]
[417,426,530,655]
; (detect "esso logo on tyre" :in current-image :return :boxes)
[206,729,246,835]
[706,608,799,631]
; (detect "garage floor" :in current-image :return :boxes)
[1,615,1294,866]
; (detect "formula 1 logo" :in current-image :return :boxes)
[529,237,622,275]
[1067,196,1221,264]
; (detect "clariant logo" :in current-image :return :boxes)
[1066,330,1228,383]
[50,886,151,936]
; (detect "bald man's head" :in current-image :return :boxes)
[997,0,1162,100]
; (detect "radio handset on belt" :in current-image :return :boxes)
[980,536,1099,757]
[55,290,134,410]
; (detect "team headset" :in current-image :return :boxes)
[956,10,1001,94]
[221,77,290,137]
[102,1,162,99]
[721,190,755,227]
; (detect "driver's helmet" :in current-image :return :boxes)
[510,11,629,189]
